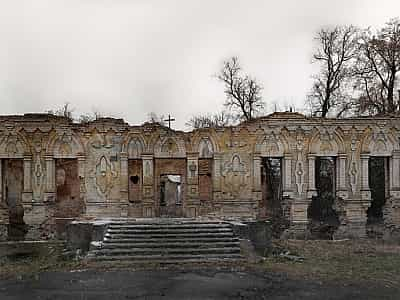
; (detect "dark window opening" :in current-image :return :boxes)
[130,175,140,184]
[160,181,166,206]
[308,157,339,239]
[367,157,388,225]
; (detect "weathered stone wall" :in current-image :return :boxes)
[0,112,398,241]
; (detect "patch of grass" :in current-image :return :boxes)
[0,252,84,279]
[263,239,400,287]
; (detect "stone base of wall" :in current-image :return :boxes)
[0,224,7,241]
[281,222,309,239]
[334,222,367,239]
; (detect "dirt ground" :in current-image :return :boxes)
[0,239,399,299]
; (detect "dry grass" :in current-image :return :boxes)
[0,252,83,280]
[263,239,400,287]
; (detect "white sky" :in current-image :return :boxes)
[0,0,399,129]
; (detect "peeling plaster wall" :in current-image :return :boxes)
[0,112,398,240]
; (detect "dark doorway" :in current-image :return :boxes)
[2,159,26,240]
[55,159,82,218]
[261,158,287,237]
[154,159,186,217]
[128,159,142,203]
[367,157,388,227]
[159,175,182,217]
[308,157,339,239]
[199,159,213,201]
[261,158,282,217]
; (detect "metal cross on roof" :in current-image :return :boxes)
[164,114,176,129]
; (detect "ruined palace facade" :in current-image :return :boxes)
[0,112,400,240]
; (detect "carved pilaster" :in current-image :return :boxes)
[360,154,371,201]
[0,160,2,203]
[337,154,349,199]
[45,156,55,194]
[307,154,317,198]
[391,151,400,190]
[120,152,129,202]
[283,154,292,195]
[142,154,154,199]
[187,153,199,199]
[253,154,261,192]
[77,155,86,197]
[22,156,33,204]
[213,152,222,192]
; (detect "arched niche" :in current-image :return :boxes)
[255,130,289,157]
[0,132,31,158]
[47,131,85,158]
[198,138,214,158]
[308,128,345,156]
[154,135,186,158]
[361,127,397,157]
[190,131,220,156]
[122,134,146,159]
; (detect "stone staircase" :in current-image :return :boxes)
[87,219,243,264]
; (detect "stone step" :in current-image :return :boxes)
[89,253,244,263]
[107,223,232,230]
[92,247,241,256]
[103,237,239,243]
[104,232,234,239]
[108,221,228,226]
[101,241,240,249]
[106,228,232,234]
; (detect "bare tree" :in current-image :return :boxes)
[186,111,233,129]
[146,112,166,126]
[354,18,400,115]
[307,26,359,118]
[47,102,74,120]
[217,57,264,121]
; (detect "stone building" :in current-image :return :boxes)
[0,112,399,241]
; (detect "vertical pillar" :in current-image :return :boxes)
[0,159,2,203]
[391,151,400,190]
[307,154,317,198]
[338,154,347,191]
[77,155,86,196]
[141,154,154,217]
[45,156,55,193]
[23,156,32,192]
[187,153,199,199]
[253,154,261,192]
[360,154,371,201]
[213,153,222,192]
[22,156,33,204]
[120,152,129,202]
[360,154,370,191]
[283,154,292,192]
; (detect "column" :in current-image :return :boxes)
[338,154,347,191]
[360,154,370,191]
[390,151,400,190]
[45,156,55,193]
[360,154,371,201]
[252,154,261,192]
[77,155,86,195]
[0,159,2,203]
[22,156,33,204]
[142,154,154,197]
[213,152,222,192]
[187,152,199,200]
[120,152,129,202]
[307,154,317,198]
[283,154,292,192]
[23,156,32,192]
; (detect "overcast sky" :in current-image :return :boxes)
[0,1,399,129]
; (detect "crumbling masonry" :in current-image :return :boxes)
[0,112,399,241]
